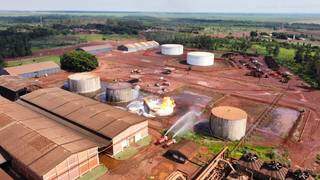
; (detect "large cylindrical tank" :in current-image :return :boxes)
[105,82,139,103]
[187,52,214,66]
[68,73,101,94]
[161,44,184,55]
[210,106,247,141]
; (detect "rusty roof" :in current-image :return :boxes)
[0,96,102,177]
[21,88,148,140]
[0,75,39,91]
[4,61,60,76]
[0,169,13,180]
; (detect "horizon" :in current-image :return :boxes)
[1,0,320,14]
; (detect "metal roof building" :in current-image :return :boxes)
[0,96,102,180]
[77,44,113,55]
[2,62,60,78]
[117,41,159,52]
[20,88,149,155]
[0,75,41,101]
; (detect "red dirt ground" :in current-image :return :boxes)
[35,42,320,177]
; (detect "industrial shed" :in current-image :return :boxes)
[0,96,103,180]
[2,61,60,78]
[0,75,41,101]
[117,41,159,52]
[20,88,149,155]
[77,44,113,55]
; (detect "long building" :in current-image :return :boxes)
[1,61,60,78]
[117,41,159,52]
[77,44,113,55]
[0,75,41,101]
[20,88,149,155]
[0,96,103,180]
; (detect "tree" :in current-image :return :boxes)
[250,31,258,39]
[273,45,280,57]
[60,51,99,72]
[0,55,4,68]
[294,48,304,63]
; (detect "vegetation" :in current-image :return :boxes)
[114,136,151,160]
[60,51,98,72]
[183,132,290,164]
[78,165,108,180]
[4,55,60,67]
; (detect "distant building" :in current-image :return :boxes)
[1,61,60,78]
[77,44,113,55]
[0,75,41,101]
[118,41,159,52]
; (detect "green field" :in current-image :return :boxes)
[79,165,108,180]
[5,55,60,67]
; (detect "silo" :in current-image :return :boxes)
[105,82,139,103]
[210,106,247,141]
[161,44,184,55]
[187,52,214,66]
[68,73,101,95]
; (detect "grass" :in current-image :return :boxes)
[114,136,151,160]
[78,165,108,180]
[5,55,60,67]
[76,33,139,42]
[183,132,290,164]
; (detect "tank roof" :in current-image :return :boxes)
[105,82,132,90]
[161,44,183,47]
[211,106,247,121]
[68,72,99,81]
[188,52,214,57]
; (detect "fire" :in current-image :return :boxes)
[143,96,176,117]
[161,97,175,110]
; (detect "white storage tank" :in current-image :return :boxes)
[105,82,140,103]
[68,73,101,94]
[187,52,214,66]
[161,44,184,55]
[210,106,247,141]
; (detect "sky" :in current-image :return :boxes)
[0,0,320,13]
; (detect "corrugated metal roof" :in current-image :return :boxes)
[0,169,13,180]
[0,96,101,177]
[120,41,159,51]
[79,44,112,52]
[0,75,39,92]
[21,88,148,139]
[4,62,60,76]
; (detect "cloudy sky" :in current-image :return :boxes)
[0,0,320,13]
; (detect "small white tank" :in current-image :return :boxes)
[161,44,184,55]
[187,52,214,66]
[68,73,101,94]
[210,106,247,141]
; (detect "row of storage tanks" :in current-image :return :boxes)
[68,72,139,103]
[161,44,215,66]
[68,72,247,141]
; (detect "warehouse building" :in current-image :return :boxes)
[0,96,103,180]
[0,75,41,101]
[2,61,60,78]
[117,41,159,52]
[77,44,113,55]
[20,88,149,155]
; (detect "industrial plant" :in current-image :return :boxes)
[0,37,317,180]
